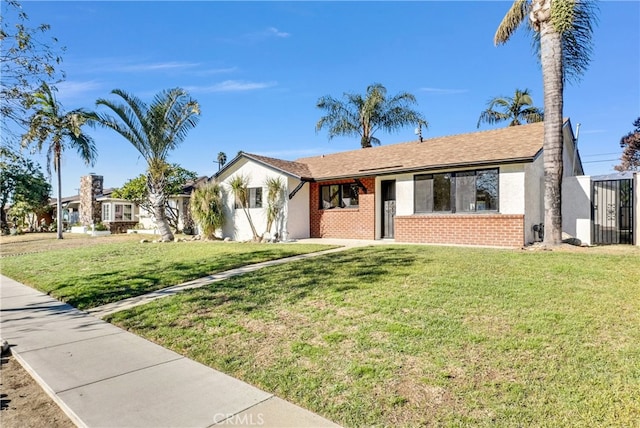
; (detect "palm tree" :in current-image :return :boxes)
[190,182,225,239]
[92,88,200,242]
[495,0,596,246]
[264,176,285,240]
[477,88,543,128]
[21,82,97,239]
[316,83,426,148]
[217,151,227,171]
[229,174,259,241]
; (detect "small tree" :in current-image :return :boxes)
[264,177,285,240]
[615,117,640,172]
[229,174,259,241]
[190,182,225,239]
[0,147,51,230]
[112,164,197,231]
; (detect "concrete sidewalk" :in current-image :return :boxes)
[0,275,340,428]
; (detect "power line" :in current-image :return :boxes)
[582,159,619,164]
[581,152,620,158]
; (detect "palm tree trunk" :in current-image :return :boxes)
[540,20,564,246]
[148,177,174,242]
[56,156,63,239]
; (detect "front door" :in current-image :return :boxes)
[381,180,396,239]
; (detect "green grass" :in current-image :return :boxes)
[0,240,333,309]
[107,245,640,427]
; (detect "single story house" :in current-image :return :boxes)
[215,119,636,247]
[55,174,207,234]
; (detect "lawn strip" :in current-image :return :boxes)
[0,240,334,309]
[108,245,640,427]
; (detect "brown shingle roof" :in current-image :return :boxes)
[244,153,313,179]
[295,121,545,180]
[234,122,547,181]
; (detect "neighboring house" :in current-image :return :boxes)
[216,120,599,247]
[136,176,208,233]
[54,174,207,233]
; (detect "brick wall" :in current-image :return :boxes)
[104,221,138,234]
[310,177,376,239]
[395,214,525,247]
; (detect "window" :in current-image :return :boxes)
[102,204,111,222]
[114,203,133,221]
[235,187,262,209]
[319,183,359,209]
[414,169,498,213]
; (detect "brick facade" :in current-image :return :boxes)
[103,220,138,234]
[395,214,525,247]
[310,177,376,239]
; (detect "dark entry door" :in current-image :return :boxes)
[381,180,396,238]
[592,179,634,245]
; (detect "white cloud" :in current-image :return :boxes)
[187,80,277,93]
[115,61,200,73]
[54,80,103,102]
[196,67,238,76]
[266,27,291,38]
[420,87,468,95]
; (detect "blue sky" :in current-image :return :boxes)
[15,1,640,197]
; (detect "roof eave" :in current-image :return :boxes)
[312,157,537,182]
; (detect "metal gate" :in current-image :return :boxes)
[592,179,634,244]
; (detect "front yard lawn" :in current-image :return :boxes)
[108,245,640,427]
[0,238,333,309]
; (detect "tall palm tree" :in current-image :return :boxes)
[92,88,200,242]
[316,83,426,148]
[21,82,97,239]
[495,0,596,246]
[477,88,543,128]
[217,151,227,171]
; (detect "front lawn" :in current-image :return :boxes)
[0,238,333,309]
[108,245,640,427]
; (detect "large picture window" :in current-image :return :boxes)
[235,187,262,209]
[114,203,133,221]
[414,169,498,213]
[320,183,359,209]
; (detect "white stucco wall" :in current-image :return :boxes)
[562,175,592,245]
[286,176,310,239]
[374,173,413,239]
[523,156,544,244]
[217,158,307,241]
[499,164,526,215]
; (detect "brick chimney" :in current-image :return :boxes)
[79,174,103,225]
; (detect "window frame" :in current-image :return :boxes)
[113,203,134,221]
[319,183,359,210]
[414,168,499,214]
[235,187,263,209]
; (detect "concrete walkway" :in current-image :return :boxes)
[1,275,340,427]
[88,239,381,319]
